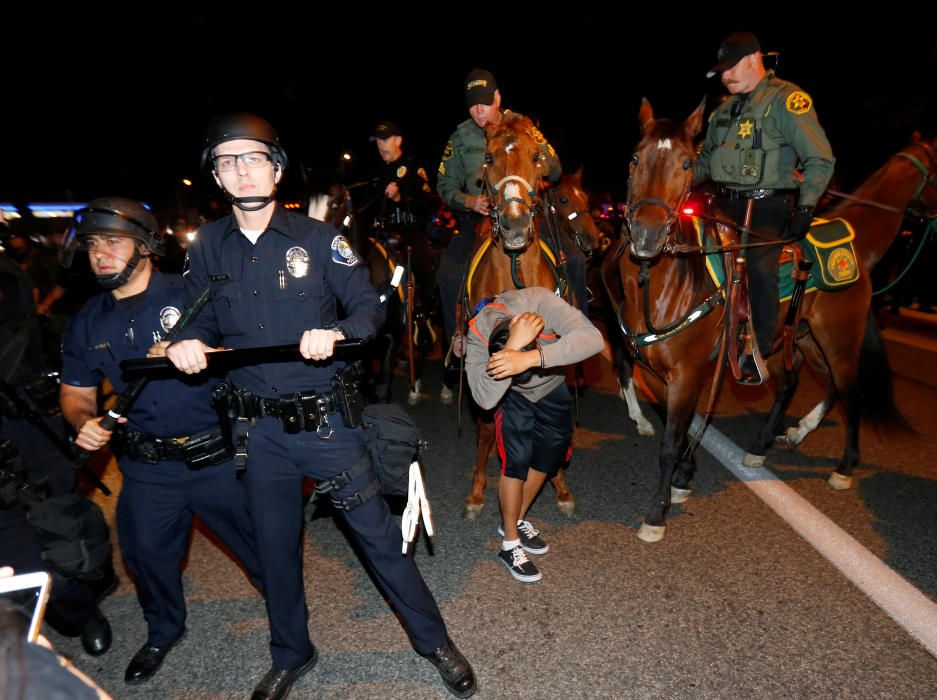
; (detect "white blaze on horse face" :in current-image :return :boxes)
[656,138,672,150]
[503,181,521,200]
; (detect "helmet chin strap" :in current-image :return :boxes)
[95,250,145,290]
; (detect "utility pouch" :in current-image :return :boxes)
[182,429,232,470]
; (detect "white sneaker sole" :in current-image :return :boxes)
[498,555,542,583]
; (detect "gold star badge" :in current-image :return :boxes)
[737,119,754,139]
[786,91,813,115]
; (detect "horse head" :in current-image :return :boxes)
[484,113,545,251]
[625,98,705,259]
[547,168,602,258]
[903,131,937,216]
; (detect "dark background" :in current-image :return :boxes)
[3,9,935,217]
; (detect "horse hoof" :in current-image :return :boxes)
[670,486,692,504]
[635,418,656,438]
[783,427,803,449]
[556,499,576,517]
[464,503,483,519]
[637,523,666,543]
[742,453,766,468]
[440,386,454,405]
[828,472,853,491]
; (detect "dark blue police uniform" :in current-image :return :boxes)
[60,271,260,647]
[176,206,448,670]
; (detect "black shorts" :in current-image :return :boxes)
[494,384,573,480]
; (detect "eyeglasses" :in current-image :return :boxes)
[212,151,273,172]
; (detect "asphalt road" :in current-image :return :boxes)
[48,345,937,699]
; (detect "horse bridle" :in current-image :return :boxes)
[897,140,937,217]
[543,187,594,258]
[482,145,544,245]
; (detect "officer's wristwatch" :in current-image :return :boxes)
[325,324,347,340]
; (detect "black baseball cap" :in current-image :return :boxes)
[370,121,402,142]
[706,32,761,78]
[465,68,498,107]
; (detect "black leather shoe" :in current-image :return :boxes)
[422,636,477,698]
[124,633,184,685]
[80,607,111,656]
[250,648,319,700]
[737,354,764,386]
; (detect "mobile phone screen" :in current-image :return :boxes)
[0,572,52,642]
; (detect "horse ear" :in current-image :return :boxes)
[572,167,583,184]
[639,98,655,135]
[685,97,707,139]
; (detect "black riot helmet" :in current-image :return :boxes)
[202,113,287,212]
[62,197,163,289]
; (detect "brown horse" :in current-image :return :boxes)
[463,112,577,518]
[607,99,933,542]
[541,168,604,258]
[744,131,937,480]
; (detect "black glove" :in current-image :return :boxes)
[787,205,814,239]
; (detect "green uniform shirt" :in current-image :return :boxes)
[694,73,835,208]
[437,110,562,213]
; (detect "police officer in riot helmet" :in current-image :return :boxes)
[59,196,261,686]
[167,113,477,699]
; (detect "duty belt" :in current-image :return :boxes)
[122,430,189,462]
[717,186,799,201]
[230,388,339,438]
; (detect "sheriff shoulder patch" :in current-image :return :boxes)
[330,235,359,266]
[786,91,813,115]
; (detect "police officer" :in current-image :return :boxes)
[368,120,436,312]
[695,32,835,384]
[1,224,115,659]
[436,68,588,369]
[165,114,476,700]
[58,197,261,685]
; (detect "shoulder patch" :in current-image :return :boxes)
[330,235,359,266]
[786,91,813,115]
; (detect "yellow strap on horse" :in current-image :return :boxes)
[370,237,405,303]
[465,237,559,301]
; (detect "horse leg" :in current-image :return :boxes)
[549,469,576,517]
[637,382,695,543]
[776,332,836,450]
[465,417,495,519]
[618,366,656,437]
[670,442,696,504]
[828,384,861,490]
[743,353,802,467]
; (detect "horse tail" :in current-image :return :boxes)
[858,310,916,435]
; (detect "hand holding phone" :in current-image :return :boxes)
[0,570,52,642]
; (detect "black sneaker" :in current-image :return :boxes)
[498,520,549,555]
[497,545,542,583]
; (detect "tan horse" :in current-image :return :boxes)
[463,112,577,518]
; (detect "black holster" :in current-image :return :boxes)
[331,361,365,428]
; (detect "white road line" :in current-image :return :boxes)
[697,418,937,659]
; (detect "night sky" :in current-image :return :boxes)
[4,10,935,219]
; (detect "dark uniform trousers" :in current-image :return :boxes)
[437,213,589,344]
[716,194,796,357]
[242,417,447,670]
[116,457,260,647]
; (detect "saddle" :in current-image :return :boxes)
[694,216,861,383]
